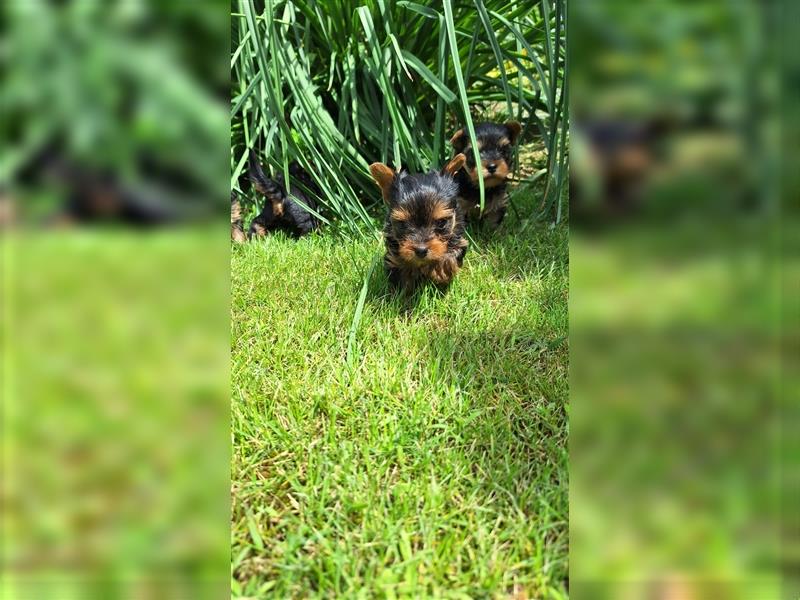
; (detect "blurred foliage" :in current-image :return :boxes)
[569,0,774,223]
[570,224,783,599]
[2,0,230,218]
[569,1,787,598]
[1,1,233,597]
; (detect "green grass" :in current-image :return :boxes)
[569,222,787,599]
[3,231,230,599]
[230,190,569,598]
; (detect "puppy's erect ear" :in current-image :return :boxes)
[369,163,396,205]
[449,128,467,153]
[505,121,522,145]
[441,153,466,176]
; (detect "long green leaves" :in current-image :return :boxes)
[443,0,485,211]
[231,0,567,231]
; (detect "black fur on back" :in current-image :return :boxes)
[247,150,319,238]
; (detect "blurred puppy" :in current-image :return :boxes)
[369,155,468,292]
[450,121,521,227]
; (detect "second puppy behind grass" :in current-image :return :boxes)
[450,120,521,227]
[246,149,320,239]
[369,154,468,294]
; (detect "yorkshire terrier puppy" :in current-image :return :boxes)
[369,154,468,292]
[450,121,521,227]
[247,150,319,238]
[231,190,246,243]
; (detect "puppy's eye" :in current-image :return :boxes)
[435,218,450,229]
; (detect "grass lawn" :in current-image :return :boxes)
[4,231,230,598]
[230,189,569,598]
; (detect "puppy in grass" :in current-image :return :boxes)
[450,121,521,227]
[369,154,468,293]
[247,150,319,238]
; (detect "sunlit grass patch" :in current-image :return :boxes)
[230,189,568,598]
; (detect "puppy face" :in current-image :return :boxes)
[391,195,456,265]
[450,121,521,188]
[370,161,464,266]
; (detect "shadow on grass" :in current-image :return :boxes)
[415,326,569,589]
[466,218,567,277]
[421,327,568,408]
[360,228,566,316]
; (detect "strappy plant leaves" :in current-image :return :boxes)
[231,0,567,233]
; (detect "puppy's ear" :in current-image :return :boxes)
[505,121,522,145]
[369,163,396,205]
[441,153,466,176]
[449,128,467,153]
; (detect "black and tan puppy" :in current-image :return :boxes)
[450,121,521,227]
[369,155,468,292]
[247,150,319,238]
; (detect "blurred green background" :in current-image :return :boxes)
[2,1,231,598]
[4,231,231,599]
[2,0,229,222]
[569,0,792,598]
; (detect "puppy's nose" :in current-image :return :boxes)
[413,246,428,258]
[486,163,497,174]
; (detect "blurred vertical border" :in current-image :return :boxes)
[569,0,796,598]
[2,1,231,598]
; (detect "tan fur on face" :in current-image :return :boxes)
[450,128,486,154]
[390,207,410,221]
[397,236,449,264]
[252,179,284,216]
[369,163,396,204]
[466,159,510,188]
[483,158,510,182]
[398,239,419,263]
[426,237,448,260]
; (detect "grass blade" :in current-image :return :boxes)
[346,254,380,368]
